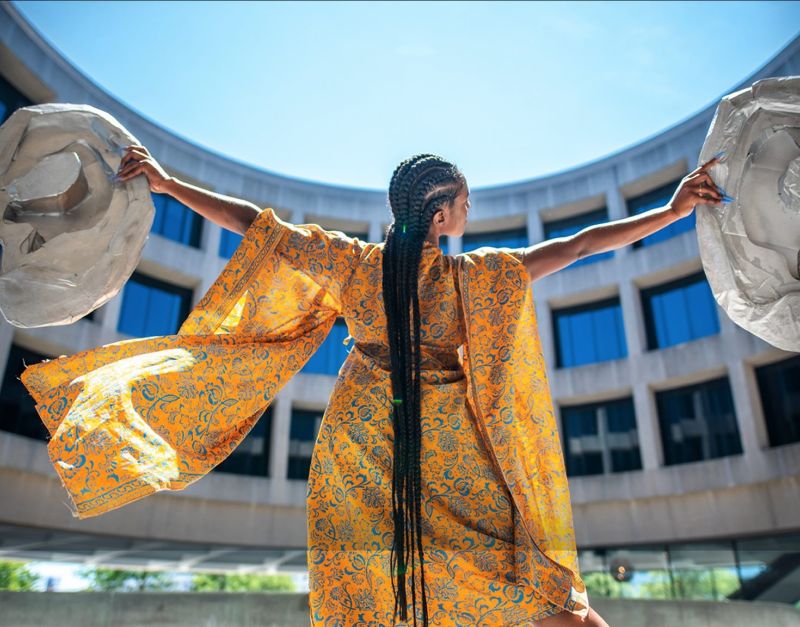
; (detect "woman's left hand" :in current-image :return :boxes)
[668,156,726,218]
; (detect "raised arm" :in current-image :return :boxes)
[521,155,726,283]
[116,144,261,236]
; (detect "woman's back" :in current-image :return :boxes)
[342,240,466,373]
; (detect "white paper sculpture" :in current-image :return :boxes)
[696,76,800,353]
[0,103,154,327]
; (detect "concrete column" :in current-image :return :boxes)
[0,320,15,385]
[727,359,766,455]
[618,280,645,357]
[368,221,384,244]
[633,381,662,469]
[100,290,125,334]
[448,235,462,255]
[204,223,223,261]
[526,207,544,245]
[291,209,304,224]
[269,390,293,489]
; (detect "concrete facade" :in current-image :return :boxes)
[1,0,799,578]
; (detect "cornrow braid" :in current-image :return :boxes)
[382,153,465,627]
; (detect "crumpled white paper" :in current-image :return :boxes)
[696,76,800,353]
[0,103,154,327]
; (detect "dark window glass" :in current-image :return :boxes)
[287,408,324,480]
[214,406,273,477]
[561,397,641,476]
[219,228,244,259]
[0,74,34,125]
[150,192,203,247]
[302,318,351,376]
[755,355,800,447]
[656,377,742,466]
[553,297,627,368]
[117,271,193,337]
[462,226,528,253]
[641,270,719,350]
[543,208,612,267]
[0,344,52,441]
[628,178,693,248]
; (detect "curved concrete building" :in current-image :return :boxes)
[0,3,798,604]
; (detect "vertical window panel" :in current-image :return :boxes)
[561,397,641,476]
[755,355,800,447]
[543,208,613,267]
[642,270,720,350]
[302,318,351,375]
[656,377,742,466]
[219,229,244,258]
[288,408,324,480]
[0,74,33,125]
[553,297,627,368]
[0,344,52,441]
[118,271,193,338]
[628,178,694,248]
[149,193,203,248]
[462,226,528,253]
[214,406,273,477]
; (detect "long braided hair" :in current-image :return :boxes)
[382,154,467,626]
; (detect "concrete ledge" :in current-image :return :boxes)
[1,592,799,627]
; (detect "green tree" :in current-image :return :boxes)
[0,559,41,591]
[190,572,296,592]
[642,568,739,600]
[77,567,177,591]
[582,571,628,598]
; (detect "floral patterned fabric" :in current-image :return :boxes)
[20,206,589,625]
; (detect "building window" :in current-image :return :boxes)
[628,178,692,248]
[302,318,351,376]
[118,271,194,337]
[0,74,33,125]
[462,226,528,253]
[553,296,627,368]
[0,344,51,441]
[561,397,641,476]
[288,408,324,480]
[655,376,742,466]
[213,406,273,477]
[641,270,719,350]
[755,355,800,447]
[150,192,203,248]
[219,228,244,259]
[543,208,612,268]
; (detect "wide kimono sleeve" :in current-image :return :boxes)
[19,207,364,520]
[455,246,591,620]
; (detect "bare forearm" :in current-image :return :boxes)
[161,177,261,235]
[578,205,678,257]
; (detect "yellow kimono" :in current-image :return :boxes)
[21,207,589,625]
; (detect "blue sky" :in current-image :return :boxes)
[11,1,800,190]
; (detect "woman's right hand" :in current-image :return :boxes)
[116,144,173,193]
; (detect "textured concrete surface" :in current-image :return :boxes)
[1,593,799,627]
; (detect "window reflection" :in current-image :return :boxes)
[288,408,324,480]
[553,296,627,368]
[755,355,800,447]
[462,226,528,253]
[543,208,612,267]
[150,192,203,248]
[655,376,742,466]
[628,178,691,249]
[118,271,194,337]
[641,270,719,349]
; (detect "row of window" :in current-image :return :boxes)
[143,183,686,260]
[106,262,718,375]
[554,269,720,367]
[3,343,798,479]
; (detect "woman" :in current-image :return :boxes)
[24,148,723,627]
